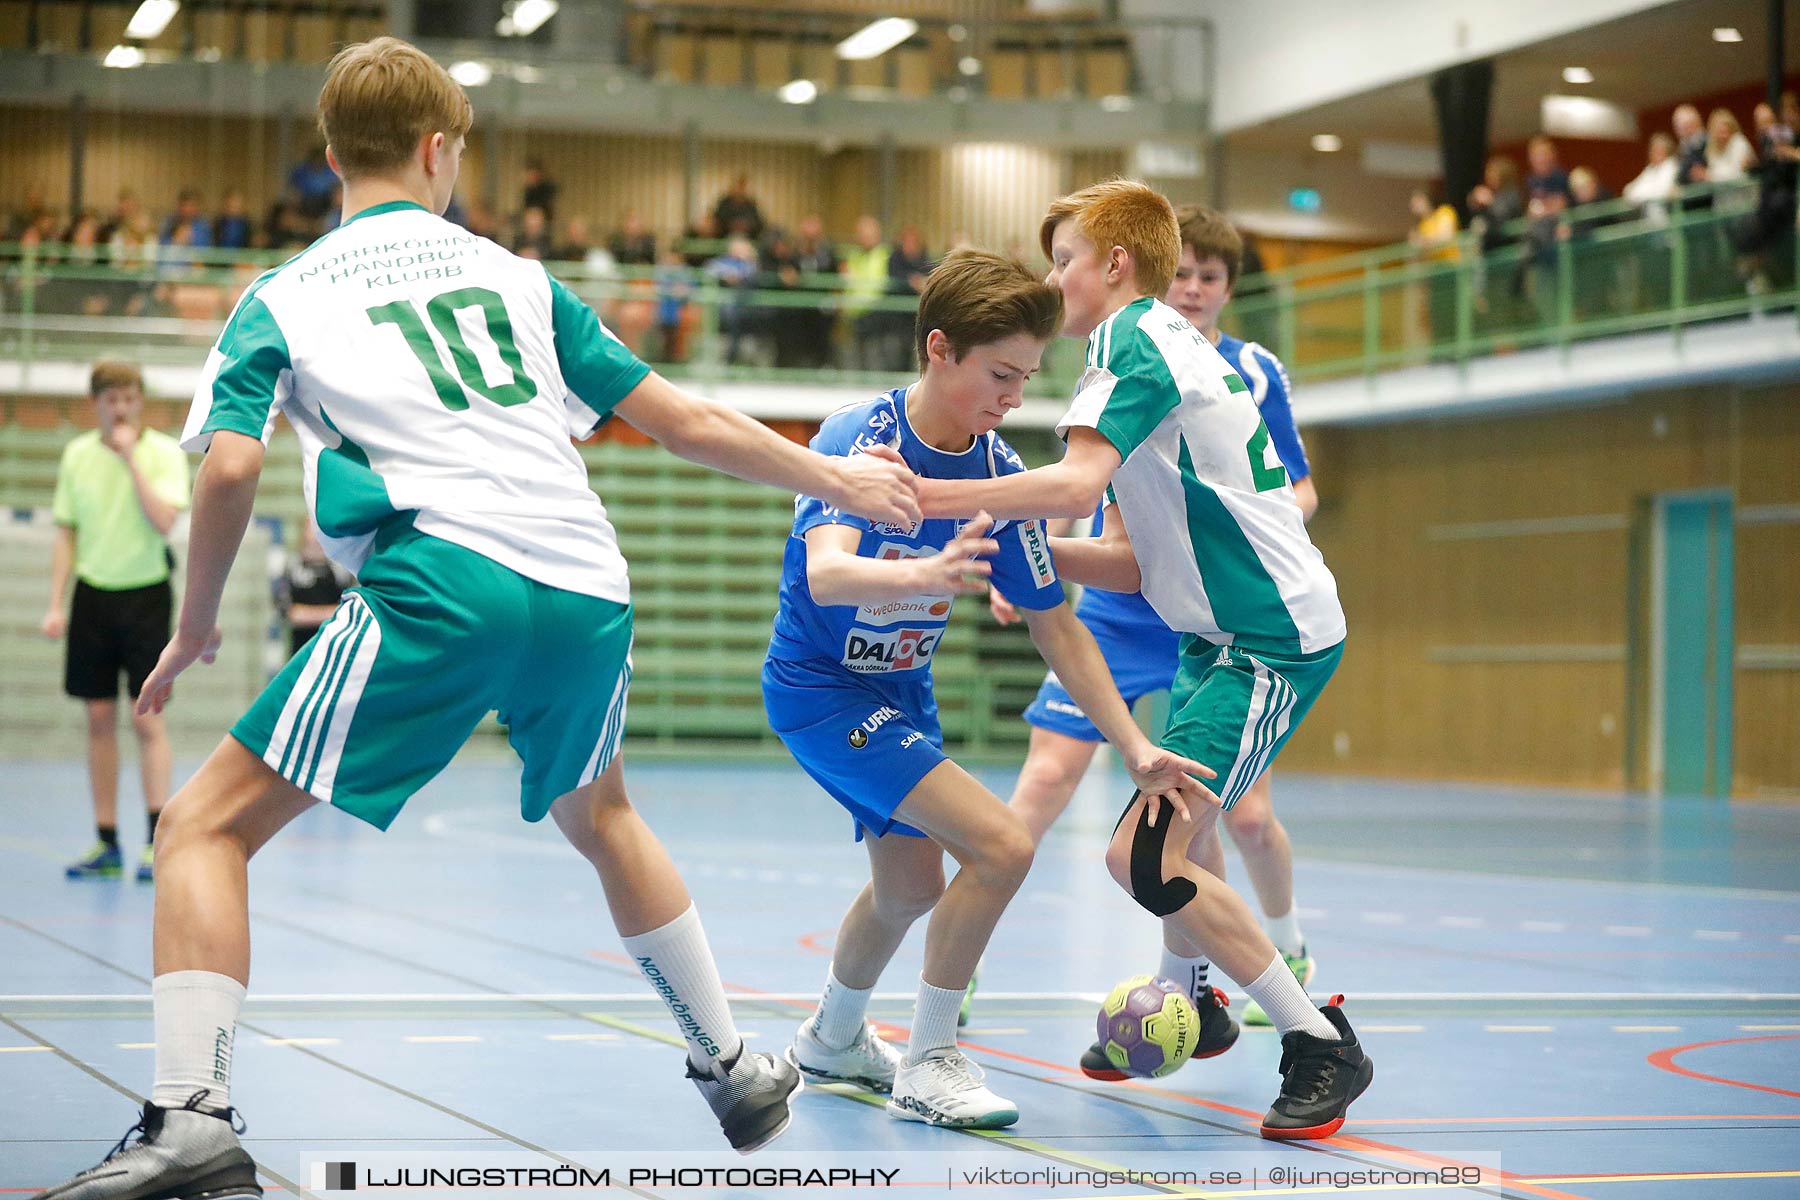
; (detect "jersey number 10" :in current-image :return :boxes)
[367,286,539,410]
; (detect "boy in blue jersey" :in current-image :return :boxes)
[984,207,1321,1035]
[763,249,1214,1130]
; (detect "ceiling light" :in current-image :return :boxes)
[449,60,492,87]
[835,17,917,61]
[947,24,967,43]
[124,0,178,40]
[1311,133,1343,152]
[500,0,556,37]
[103,44,146,68]
[1712,26,1743,43]
[958,56,981,76]
[777,78,817,104]
[1562,66,1593,84]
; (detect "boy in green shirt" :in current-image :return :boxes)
[43,360,191,882]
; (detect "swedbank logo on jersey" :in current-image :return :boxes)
[842,628,942,673]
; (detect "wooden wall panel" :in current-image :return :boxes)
[1282,385,1800,797]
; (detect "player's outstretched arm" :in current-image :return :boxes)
[916,428,1119,522]
[137,430,264,715]
[805,516,998,608]
[1021,604,1219,821]
[1047,502,1140,592]
[613,372,919,529]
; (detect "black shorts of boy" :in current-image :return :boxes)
[63,579,173,700]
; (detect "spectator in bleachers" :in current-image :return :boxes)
[712,173,765,240]
[704,235,760,363]
[1737,97,1798,290]
[880,224,934,371]
[1408,188,1459,348]
[264,187,318,251]
[213,189,253,250]
[280,518,353,656]
[1704,107,1756,185]
[1467,155,1524,318]
[609,211,657,268]
[757,226,808,367]
[653,247,693,361]
[42,360,189,883]
[681,211,721,267]
[159,188,213,263]
[1671,104,1709,185]
[1521,137,1574,319]
[1561,167,1620,316]
[1624,132,1681,225]
[42,211,109,317]
[555,215,593,264]
[513,205,553,260]
[7,182,50,240]
[287,143,338,219]
[842,214,893,370]
[522,160,558,222]
[785,213,840,369]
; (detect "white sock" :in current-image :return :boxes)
[151,970,246,1113]
[1157,948,1211,1001]
[814,968,873,1050]
[1265,907,1305,958]
[1242,955,1334,1039]
[905,978,966,1064]
[620,905,743,1074]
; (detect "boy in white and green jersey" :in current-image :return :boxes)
[36,37,921,1200]
[917,181,1371,1142]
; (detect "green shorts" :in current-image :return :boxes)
[233,526,633,830]
[1162,635,1343,811]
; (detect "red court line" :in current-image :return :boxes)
[797,930,835,957]
[1647,1033,1800,1100]
[1349,1112,1800,1124]
[589,951,1588,1200]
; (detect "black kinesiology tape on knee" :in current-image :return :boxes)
[1128,799,1197,917]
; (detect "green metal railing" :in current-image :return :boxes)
[4,180,1792,397]
[1224,180,1798,381]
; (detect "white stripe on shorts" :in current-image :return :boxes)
[263,597,366,786]
[579,653,634,788]
[306,607,383,803]
[1219,656,1297,806]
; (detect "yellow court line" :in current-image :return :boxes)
[117,1042,155,1049]
[1023,1186,1505,1199]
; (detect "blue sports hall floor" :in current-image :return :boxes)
[2,754,1797,1200]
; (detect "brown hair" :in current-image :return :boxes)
[915,249,1064,371]
[89,360,143,397]
[1172,204,1244,289]
[317,37,473,179]
[1038,179,1180,299]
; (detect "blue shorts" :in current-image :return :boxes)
[1022,608,1182,742]
[762,656,947,839]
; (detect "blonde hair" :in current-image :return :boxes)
[1172,204,1244,289]
[1039,179,1180,299]
[318,37,473,179]
[89,360,143,397]
[915,249,1064,370]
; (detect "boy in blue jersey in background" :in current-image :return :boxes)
[982,207,1319,1038]
[763,249,1215,1130]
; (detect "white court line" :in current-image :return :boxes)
[1785,934,1800,944]
[1604,925,1652,937]
[1362,912,1407,924]
[6,990,1800,1003]
[1739,1024,1800,1031]
[1521,920,1567,932]
[117,1042,155,1049]
[1360,1025,1426,1033]
[1694,930,1743,940]
[0,1045,50,1053]
[1438,916,1486,928]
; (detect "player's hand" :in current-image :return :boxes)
[917,513,998,596]
[987,587,1020,625]
[40,608,65,640]
[136,626,222,716]
[105,421,139,457]
[1125,743,1220,827]
[835,446,921,530]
